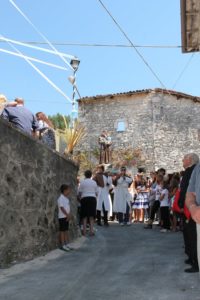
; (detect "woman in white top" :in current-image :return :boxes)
[78,170,98,236]
[36,112,56,149]
[113,166,133,225]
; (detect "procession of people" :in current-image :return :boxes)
[1,99,200,275]
[77,151,200,274]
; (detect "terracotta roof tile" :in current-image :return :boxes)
[78,88,200,103]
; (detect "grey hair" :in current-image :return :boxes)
[186,153,199,166]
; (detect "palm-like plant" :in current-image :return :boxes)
[57,117,86,155]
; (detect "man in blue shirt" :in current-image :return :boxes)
[1,98,38,136]
[186,163,200,273]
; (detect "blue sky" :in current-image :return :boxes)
[0,0,198,116]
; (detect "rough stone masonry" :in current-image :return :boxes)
[0,118,79,267]
[78,88,200,172]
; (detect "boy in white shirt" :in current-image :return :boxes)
[57,184,71,251]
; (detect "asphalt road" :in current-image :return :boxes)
[0,223,200,300]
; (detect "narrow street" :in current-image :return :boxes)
[0,223,200,300]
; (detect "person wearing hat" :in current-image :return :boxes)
[113,166,133,225]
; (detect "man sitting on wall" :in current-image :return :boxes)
[1,98,38,136]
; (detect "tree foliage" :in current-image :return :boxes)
[48,113,71,130]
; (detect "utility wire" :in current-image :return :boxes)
[172,53,195,89]
[0,36,75,59]
[0,36,82,98]
[0,40,185,48]
[172,6,200,90]
[0,33,72,103]
[0,47,68,70]
[9,0,74,70]
[8,1,82,103]
[97,0,167,89]
[172,15,200,89]
[1,35,196,91]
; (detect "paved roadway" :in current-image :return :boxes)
[0,223,200,300]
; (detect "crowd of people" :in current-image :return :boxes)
[77,166,179,232]
[1,94,200,274]
[0,94,56,149]
[66,152,200,274]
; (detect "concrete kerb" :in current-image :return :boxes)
[0,235,87,284]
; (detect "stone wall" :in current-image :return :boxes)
[0,118,79,267]
[152,92,200,171]
[78,90,200,173]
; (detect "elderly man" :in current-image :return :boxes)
[186,162,200,274]
[179,153,199,273]
[1,98,38,136]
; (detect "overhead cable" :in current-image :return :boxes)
[0,48,68,70]
[9,0,74,70]
[0,33,72,103]
[172,53,195,89]
[97,0,167,89]
[0,40,185,48]
[0,36,75,59]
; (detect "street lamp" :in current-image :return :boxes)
[70,58,80,72]
[69,58,80,127]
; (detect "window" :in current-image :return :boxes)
[117,121,126,132]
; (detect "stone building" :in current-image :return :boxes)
[78,88,200,172]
